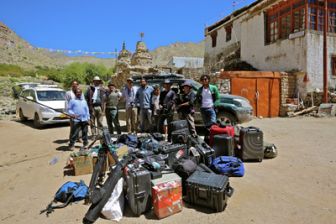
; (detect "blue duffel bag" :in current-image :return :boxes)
[210,156,245,177]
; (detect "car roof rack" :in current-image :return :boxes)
[132,72,185,81]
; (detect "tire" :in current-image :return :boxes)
[217,112,238,125]
[18,109,27,122]
[33,113,42,129]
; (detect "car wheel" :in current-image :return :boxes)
[217,112,238,125]
[33,113,42,129]
[18,109,27,122]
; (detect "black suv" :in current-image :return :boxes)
[131,73,253,125]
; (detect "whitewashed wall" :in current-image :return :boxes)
[306,32,336,89]
[240,13,307,73]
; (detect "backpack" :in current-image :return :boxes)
[41,180,88,216]
[264,142,278,159]
[210,156,245,177]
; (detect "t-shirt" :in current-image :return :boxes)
[151,95,160,115]
[201,87,214,108]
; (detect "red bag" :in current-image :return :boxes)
[209,124,235,147]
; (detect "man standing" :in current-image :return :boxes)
[65,80,79,141]
[85,76,106,136]
[176,80,197,137]
[135,77,153,133]
[105,81,122,135]
[122,78,138,133]
[196,74,220,128]
[158,79,176,141]
[67,88,90,151]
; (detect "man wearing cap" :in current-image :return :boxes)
[122,77,138,133]
[135,77,154,132]
[158,79,177,141]
[105,81,122,135]
[176,80,197,137]
[196,74,220,129]
[85,76,106,136]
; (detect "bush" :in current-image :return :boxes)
[0,64,25,77]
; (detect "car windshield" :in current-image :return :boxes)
[36,90,65,101]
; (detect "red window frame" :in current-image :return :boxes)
[332,55,336,77]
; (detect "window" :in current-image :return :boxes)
[308,0,336,33]
[330,10,336,33]
[225,25,232,42]
[211,31,217,48]
[332,56,336,77]
[294,8,305,32]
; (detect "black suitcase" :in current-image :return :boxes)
[238,126,264,162]
[169,120,189,133]
[158,143,188,167]
[125,165,152,216]
[194,142,215,166]
[213,134,235,157]
[151,132,164,141]
[171,128,190,144]
[185,170,234,212]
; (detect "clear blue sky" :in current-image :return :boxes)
[0,0,255,55]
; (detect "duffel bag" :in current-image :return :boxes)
[210,156,245,177]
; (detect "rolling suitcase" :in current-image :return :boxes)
[212,134,235,157]
[125,165,152,216]
[185,170,234,212]
[209,124,235,147]
[194,142,215,166]
[238,126,264,162]
[158,143,188,167]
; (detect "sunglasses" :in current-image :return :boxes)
[201,78,208,81]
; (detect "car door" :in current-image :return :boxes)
[18,90,29,117]
[25,89,37,119]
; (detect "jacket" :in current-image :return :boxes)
[196,84,220,107]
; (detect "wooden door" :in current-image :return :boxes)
[231,78,257,116]
[256,79,269,117]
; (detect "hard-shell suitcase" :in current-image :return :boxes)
[209,124,235,147]
[194,142,215,166]
[185,171,234,212]
[171,128,190,144]
[151,173,182,219]
[238,126,264,162]
[125,165,152,216]
[158,144,188,167]
[169,120,189,133]
[212,134,235,157]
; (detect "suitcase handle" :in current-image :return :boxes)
[225,186,234,197]
[134,191,146,199]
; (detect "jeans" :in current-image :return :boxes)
[105,108,121,134]
[139,108,152,133]
[69,121,89,147]
[90,106,104,136]
[125,107,137,133]
[200,107,217,128]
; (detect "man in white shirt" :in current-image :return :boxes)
[122,77,138,133]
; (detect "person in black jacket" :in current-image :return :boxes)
[176,80,197,137]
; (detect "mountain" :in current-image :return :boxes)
[151,41,204,66]
[0,21,204,69]
[0,22,116,69]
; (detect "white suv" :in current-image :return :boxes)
[16,86,70,128]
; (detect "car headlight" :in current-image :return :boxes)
[40,107,54,113]
[234,99,252,108]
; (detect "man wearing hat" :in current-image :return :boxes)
[158,79,177,141]
[135,77,154,132]
[122,77,138,133]
[85,76,106,136]
[176,80,197,137]
[105,81,122,135]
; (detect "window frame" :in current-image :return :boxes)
[210,30,217,48]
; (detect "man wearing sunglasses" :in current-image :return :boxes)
[196,74,220,129]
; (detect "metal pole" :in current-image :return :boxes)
[323,0,328,103]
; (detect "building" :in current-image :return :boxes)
[167,56,204,68]
[204,0,336,89]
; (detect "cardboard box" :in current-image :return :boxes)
[107,145,129,166]
[72,155,93,176]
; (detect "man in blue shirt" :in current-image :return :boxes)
[67,88,90,150]
[135,78,154,132]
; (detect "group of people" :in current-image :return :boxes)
[65,74,220,150]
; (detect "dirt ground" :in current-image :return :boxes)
[0,117,335,224]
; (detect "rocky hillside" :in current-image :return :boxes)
[151,41,204,66]
[0,22,116,69]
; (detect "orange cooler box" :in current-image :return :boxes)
[151,173,182,219]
